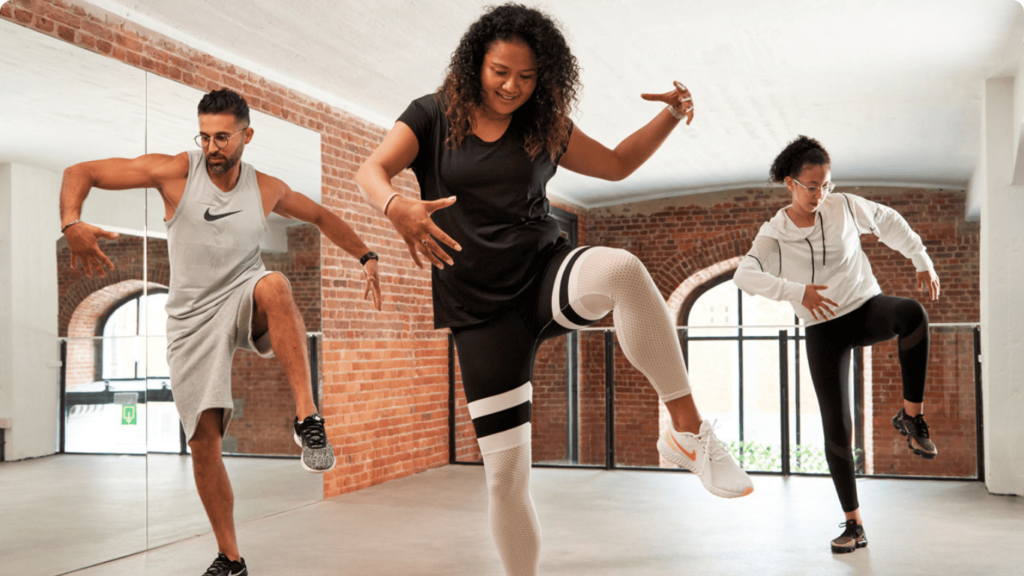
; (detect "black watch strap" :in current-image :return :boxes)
[359,251,379,266]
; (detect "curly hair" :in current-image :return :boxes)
[769,135,831,184]
[439,3,580,162]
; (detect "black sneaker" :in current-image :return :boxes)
[202,553,247,576]
[830,520,867,553]
[294,413,336,473]
[892,409,938,459]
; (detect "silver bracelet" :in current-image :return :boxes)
[666,105,685,121]
[61,219,82,234]
[382,192,400,216]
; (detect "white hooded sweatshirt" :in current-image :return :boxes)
[733,192,933,326]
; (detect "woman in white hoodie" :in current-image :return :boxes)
[733,135,941,554]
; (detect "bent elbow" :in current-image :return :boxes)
[63,164,85,181]
[354,165,374,203]
[732,266,755,293]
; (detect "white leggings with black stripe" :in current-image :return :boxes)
[451,245,692,576]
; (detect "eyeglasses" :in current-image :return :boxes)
[194,128,246,150]
[791,177,835,195]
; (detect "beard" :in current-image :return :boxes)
[206,145,243,174]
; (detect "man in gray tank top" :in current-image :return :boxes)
[59,89,382,576]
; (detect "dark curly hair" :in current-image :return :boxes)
[198,88,250,127]
[439,3,580,162]
[769,135,830,184]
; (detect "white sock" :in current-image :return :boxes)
[481,442,541,576]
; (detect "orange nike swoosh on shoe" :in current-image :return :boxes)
[668,433,698,461]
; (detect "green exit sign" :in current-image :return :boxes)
[121,405,137,426]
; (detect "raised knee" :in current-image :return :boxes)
[599,248,648,283]
[258,272,291,295]
[255,273,293,306]
[898,299,928,331]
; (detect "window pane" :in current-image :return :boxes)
[741,285,797,336]
[686,281,738,338]
[143,293,170,378]
[102,300,139,379]
[739,340,782,472]
[687,340,739,444]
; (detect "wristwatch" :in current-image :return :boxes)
[359,251,379,266]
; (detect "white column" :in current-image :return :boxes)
[979,77,1024,496]
[0,163,61,460]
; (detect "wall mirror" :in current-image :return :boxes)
[0,17,148,576]
[0,16,325,575]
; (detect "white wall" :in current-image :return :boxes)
[980,78,1024,497]
[0,163,61,460]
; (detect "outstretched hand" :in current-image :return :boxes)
[917,269,940,301]
[641,81,694,125]
[802,284,839,321]
[387,195,462,269]
[65,222,119,278]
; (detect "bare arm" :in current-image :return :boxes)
[60,153,187,226]
[60,153,188,277]
[559,82,693,181]
[269,178,382,310]
[355,121,461,269]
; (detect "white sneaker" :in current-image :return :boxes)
[657,419,754,498]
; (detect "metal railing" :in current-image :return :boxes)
[450,323,983,481]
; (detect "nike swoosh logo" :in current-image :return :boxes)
[204,208,242,221]
[668,433,698,461]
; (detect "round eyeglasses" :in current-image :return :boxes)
[194,128,246,150]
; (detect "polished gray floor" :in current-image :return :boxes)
[57,464,1023,576]
[0,454,321,576]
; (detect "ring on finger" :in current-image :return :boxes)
[421,239,429,246]
[684,106,694,114]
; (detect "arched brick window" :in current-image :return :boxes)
[98,290,169,380]
[65,280,168,390]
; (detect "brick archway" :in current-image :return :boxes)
[648,227,754,320]
[65,279,167,390]
[58,235,171,390]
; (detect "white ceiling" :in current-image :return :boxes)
[70,1,1024,206]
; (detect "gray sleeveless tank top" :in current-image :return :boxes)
[164,150,268,341]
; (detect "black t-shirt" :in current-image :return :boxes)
[398,94,570,328]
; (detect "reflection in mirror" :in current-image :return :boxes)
[0,17,148,576]
[143,73,324,549]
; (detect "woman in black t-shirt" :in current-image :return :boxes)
[357,4,752,575]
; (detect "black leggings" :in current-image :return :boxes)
[805,294,929,512]
[451,245,581,439]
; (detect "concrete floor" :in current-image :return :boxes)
[46,464,1024,576]
[0,454,321,576]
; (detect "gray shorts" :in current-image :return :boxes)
[167,271,281,442]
